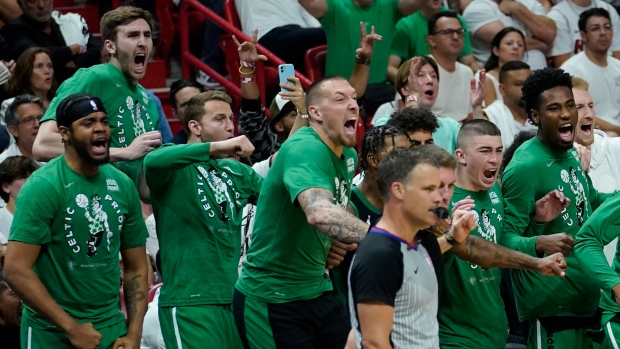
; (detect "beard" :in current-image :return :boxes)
[68,134,110,166]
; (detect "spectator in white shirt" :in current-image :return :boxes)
[0,95,43,164]
[462,0,555,69]
[548,0,620,67]
[483,60,537,148]
[560,8,620,135]
[0,156,40,243]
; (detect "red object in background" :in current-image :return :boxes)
[304,45,327,82]
[148,283,162,303]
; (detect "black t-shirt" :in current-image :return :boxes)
[0,325,20,349]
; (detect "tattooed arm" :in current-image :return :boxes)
[116,245,149,348]
[452,236,567,276]
[298,188,370,244]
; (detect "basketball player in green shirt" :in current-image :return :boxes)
[4,93,149,349]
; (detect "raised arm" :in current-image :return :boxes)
[298,188,370,244]
[349,23,382,98]
[452,235,566,276]
[299,0,328,19]
[4,242,103,348]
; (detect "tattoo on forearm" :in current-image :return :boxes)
[452,236,537,270]
[124,274,146,323]
[298,188,369,243]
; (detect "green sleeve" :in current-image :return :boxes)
[500,164,538,256]
[350,200,360,218]
[318,0,336,23]
[41,69,101,123]
[119,177,148,250]
[574,194,620,294]
[458,15,473,57]
[8,176,57,245]
[144,143,212,185]
[391,17,412,59]
[283,141,336,204]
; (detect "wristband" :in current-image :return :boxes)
[297,110,309,119]
[239,65,256,76]
[444,230,459,246]
[241,76,255,84]
[240,61,255,68]
[355,53,371,65]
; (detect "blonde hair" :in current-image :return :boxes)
[571,77,589,91]
[183,91,233,134]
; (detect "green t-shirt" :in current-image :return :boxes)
[144,143,262,306]
[440,183,506,348]
[236,127,358,303]
[41,63,160,186]
[574,194,620,327]
[319,0,401,84]
[501,137,615,320]
[9,156,147,330]
[391,7,473,60]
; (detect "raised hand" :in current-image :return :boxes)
[124,131,163,160]
[210,135,255,159]
[355,22,382,63]
[405,57,424,100]
[450,209,477,244]
[232,28,267,64]
[279,76,306,112]
[536,252,567,277]
[534,190,570,223]
[573,142,591,172]
[470,69,486,108]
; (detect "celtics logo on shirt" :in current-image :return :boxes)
[76,194,112,257]
[473,210,497,243]
[126,96,146,137]
[198,166,235,223]
[334,177,349,209]
[560,167,588,227]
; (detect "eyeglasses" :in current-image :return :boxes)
[432,28,466,37]
[19,115,43,126]
[588,23,613,33]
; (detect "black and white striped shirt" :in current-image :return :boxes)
[348,228,439,349]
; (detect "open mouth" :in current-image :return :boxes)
[424,89,434,97]
[91,139,108,155]
[483,168,497,180]
[558,123,574,142]
[134,53,146,72]
[580,122,593,135]
[344,117,356,136]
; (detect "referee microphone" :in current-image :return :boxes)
[431,207,449,220]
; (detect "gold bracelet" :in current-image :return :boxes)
[239,65,255,76]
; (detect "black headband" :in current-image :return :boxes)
[57,97,107,128]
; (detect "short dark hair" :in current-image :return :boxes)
[521,68,573,125]
[5,95,44,127]
[428,11,461,34]
[359,126,411,172]
[183,91,233,134]
[579,8,610,32]
[499,61,531,84]
[100,6,154,42]
[499,129,536,178]
[169,79,204,110]
[377,146,443,201]
[457,119,502,149]
[483,27,526,72]
[0,156,40,203]
[305,75,348,112]
[387,107,439,134]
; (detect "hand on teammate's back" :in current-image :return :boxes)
[209,135,255,159]
[124,131,163,161]
[536,252,567,277]
[535,233,574,257]
[66,322,102,349]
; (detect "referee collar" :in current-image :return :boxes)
[370,227,418,250]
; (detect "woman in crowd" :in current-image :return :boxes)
[481,27,526,107]
[1,47,57,126]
